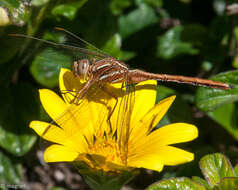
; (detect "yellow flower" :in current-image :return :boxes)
[30,68,198,173]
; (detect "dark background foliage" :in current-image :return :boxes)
[0,0,238,189]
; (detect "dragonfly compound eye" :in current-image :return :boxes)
[78,59,89,78]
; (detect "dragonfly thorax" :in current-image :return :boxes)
[72,59,90,79]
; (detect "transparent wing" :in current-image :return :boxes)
[10,29,109,65]
[107,73,136,164]
[41,70,115,143]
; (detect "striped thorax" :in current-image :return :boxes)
[72,57,129,83]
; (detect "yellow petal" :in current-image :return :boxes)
[39,89,84,136]
[44,144,80,162]
[128,154,164,172]
[59,68,116,135]
[130,95,176,140]
[154,146,194,165]
[30,121,89,154]
[148,123,198,146]
[39,89,67,121]
[145,95,176,131]
[109,80,156,137]
[131,123,197,157]
[30,121,66,144]
[59,68,85,104]
[131,80,157,123]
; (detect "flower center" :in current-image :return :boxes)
[88,139,124,165]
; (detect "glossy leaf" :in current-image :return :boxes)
[213,177,238,190]
[119,3,158,38]
[234,164,238,176]
[51,0,88,20]
[103,33,123,58]
[110,0,132,15]
[157,26,199,59]
[43,31,67,44]
[199,153,235,188]
[207,103,238,140]
[195,70,238,112]
[192,176,212,190]
[102,33,136,61]
[31,0,50,6]
[30,48,72,88]
[0,0,20,8]
[146,177,206,190]
[49,187,67,190]
[0,151,22,185]
[0,83,39,156]
[144,0,163,8]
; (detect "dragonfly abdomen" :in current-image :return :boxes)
[129,69,231,89]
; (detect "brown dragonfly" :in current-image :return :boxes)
[11,28,231,103]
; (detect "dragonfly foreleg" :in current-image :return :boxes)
[70,75,95,105]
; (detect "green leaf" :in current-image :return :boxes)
[207,103,238,140]
[43,31,67,44]
[102,33,135,61]
[119,4,158,38]
[30,48,72,88]
[0,151,22,185]
[192,176,212,190]
[195,70,238,112]
[213,177,238,190]
[146,177,206,190]
[199,153,235,188]
[157,26,199,59]
[0,0,20,8]
[103,33,123,58]
[144,0,163,8]
[49,187,67,190]
[234,164,238,176]
[51,0,88,20]
[0,83,39,156]
[110,0,132,15]
[31,0,50,6]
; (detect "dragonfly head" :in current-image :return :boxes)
[72,59,90,79]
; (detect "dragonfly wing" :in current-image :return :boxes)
[41,70,115,143]
[106,73,136,163]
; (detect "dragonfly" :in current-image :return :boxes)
[11,28,231,102]
[10,28,232,161]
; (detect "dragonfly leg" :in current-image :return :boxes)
[99,84,118,133]
[70,75,95,105]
